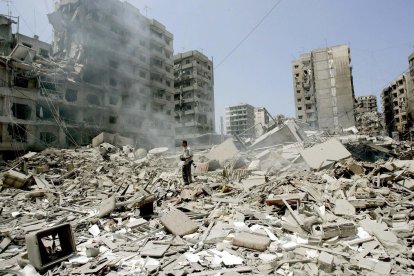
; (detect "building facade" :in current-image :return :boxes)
[356,95,377,114]
[225,103,255,138]
[173,50,214,140]
[407,52,414,123]
[292,44,356,131]
[381,73,411,136]
[0,0,176,155]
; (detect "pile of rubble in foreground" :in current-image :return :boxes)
[0,136,414,275]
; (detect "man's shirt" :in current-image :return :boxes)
[182,146,193,165]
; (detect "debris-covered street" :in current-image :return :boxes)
[1,126,414,275]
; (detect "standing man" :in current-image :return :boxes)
[180,140,193,185]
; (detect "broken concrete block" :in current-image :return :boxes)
[265,192,307,206]
[0,235,13,253]
[85,244,100,257]
[25,224,76,271]
[92,132,133,147]
[232,232,270,251]
[97,196,116,218]
[206,138,239,165]
[313,222,357,240]
[398,179,414,190]
[3,170,33,189]
[160,209,198,236]
[250,120,303,150]
[318,251,334,271]
[247,160,261,171]
[140,241,170,257]
[92,132,115,147]
[334,199,355,216]
[300,139,351,170]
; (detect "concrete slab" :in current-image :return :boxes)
[160,209,198,236]
[300,139,351,170]
[334,199,355,216]
[97,196,116,218]
[318,251,334,271]
[232,232,270,251]
[206,138,239,165]
[140,241,170,257]
[250,121,303,150]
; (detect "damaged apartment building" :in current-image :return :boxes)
[0,0,175,156]
[381,52,414,139]
[225,103,255,139]
[381,72,412,138]
[292,44,356,131]
[354,95,384,136]
[173,50,215,142]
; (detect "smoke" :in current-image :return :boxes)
[48,0,175,150]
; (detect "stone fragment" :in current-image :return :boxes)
[232,232,270,251]
[160,209,198,236]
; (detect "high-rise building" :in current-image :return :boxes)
[173,50,215,139]
[0,0,176,154]
[225,103,255,138]
[292,44,356,130]
[381,73,411,136]
[356,95,377,114]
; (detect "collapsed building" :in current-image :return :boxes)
[0,0,176,158]
[293,45,356,132]
[355,95,384,136]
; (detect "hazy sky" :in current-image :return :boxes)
[4,0,414,131]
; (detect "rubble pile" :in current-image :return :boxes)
[0,137,414,275]
[356,111,384,136]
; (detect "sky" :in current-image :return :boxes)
[3,0,414,132]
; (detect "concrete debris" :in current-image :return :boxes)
[300,138,351,170]
[206,138,239,166]
[0,133,413,275]
[160,208,198,236]
[232,232,271,252]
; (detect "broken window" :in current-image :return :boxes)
[297,98,302,102]
[298,107,302,111]
[40,49,49,58]
[109,96,119,105]
[86,94,100,106]
[39,76,57,91]
[40,132,57,143]
[12,103,31,120]
[296,90,300,94]
[7,124,27,142]
[65,89,77,102]
[22,42,32,48]
[36,105,53,120]
[83,69,102,85]
[109,116,117,124]
[109,59,119,69]
[59,107,77,123]
[109,78,117,87]
[14,76,29,88]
